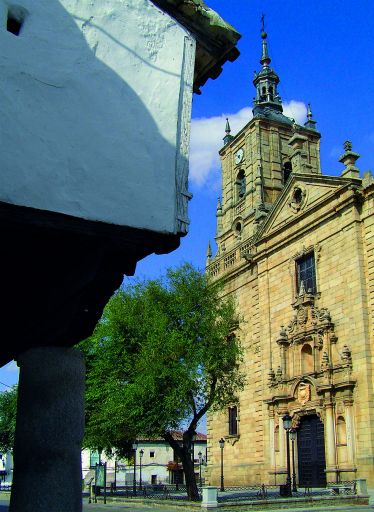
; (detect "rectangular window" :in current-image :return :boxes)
[296,252,316,294]
[150,451,155,458]
[89,450,100,468]
[228,405,238,436]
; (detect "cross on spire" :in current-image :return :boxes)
[261,13,265,34]
[259,14,270,65]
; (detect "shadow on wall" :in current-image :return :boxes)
[0,0,190,363]
[0,0,187,227]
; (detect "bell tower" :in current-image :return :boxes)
[213,21,322,258]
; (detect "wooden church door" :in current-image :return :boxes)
[297,415,327,487]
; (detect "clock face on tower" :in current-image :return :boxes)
[234,148,244,165]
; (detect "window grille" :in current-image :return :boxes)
[296,252,316,294]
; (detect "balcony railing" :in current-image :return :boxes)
[207,237,254,278]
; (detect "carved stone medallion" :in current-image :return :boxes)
[297,382,311,405]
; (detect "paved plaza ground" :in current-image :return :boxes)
[87,503,374,512]
[91,503,373,512]
[0,498,374,512]
[1,494,374,512]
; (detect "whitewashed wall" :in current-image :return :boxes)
[81,441,207,486]
[0,0,195,234]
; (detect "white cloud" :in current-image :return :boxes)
[283,100,307,124]
[189,107,252,189]
[189,101,307,188]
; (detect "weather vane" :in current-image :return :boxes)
[261,13,265,33]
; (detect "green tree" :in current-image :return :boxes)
[0,385,18,453]
[80,263,244,501]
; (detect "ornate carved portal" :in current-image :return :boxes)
[269,288,354,385]
[265,288,357,483]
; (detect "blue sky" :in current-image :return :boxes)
[137,0,374,277]
[1,0,373,389]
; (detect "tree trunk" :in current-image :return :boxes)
[181,450,199,501]
[163,429,200,501]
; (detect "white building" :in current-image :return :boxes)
[82,433,207,488]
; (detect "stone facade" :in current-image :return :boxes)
[206,31,374,488]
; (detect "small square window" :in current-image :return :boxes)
[89,450,100,468]
[7,16,22,35]
[296,252,316,294]
[6,6,28,36]
[150,451,155,458]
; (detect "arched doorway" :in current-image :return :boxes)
[297,415,326,487]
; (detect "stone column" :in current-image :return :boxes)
[279,414,286,470]
[280,345,287,378]
[324,401,337,483]
[344,400,356,467]
[10,346,85,512]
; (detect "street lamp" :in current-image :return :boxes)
[132,441,138,496]
[114,459,117,491]
[289,428,297,492]
[282,413,292,497]
[139,449,144,491]
[198,451,202,486]
[219,438,225,492]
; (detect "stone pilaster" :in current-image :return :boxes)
[288,133,309,174]
[278,413,286,471]
[324,400,337,483]
[269,413,275,468]
[344,399,356,467]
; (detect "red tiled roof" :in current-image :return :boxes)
[136,431,207,442]
[169,430,207,441]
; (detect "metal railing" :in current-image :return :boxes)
[217,481,358,503]
[85,480,358,504]
[89,483,201,501]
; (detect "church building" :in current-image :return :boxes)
[206,28,374,488]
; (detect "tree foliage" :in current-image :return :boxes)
[80,263,244,500]
[0,385,18,453]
